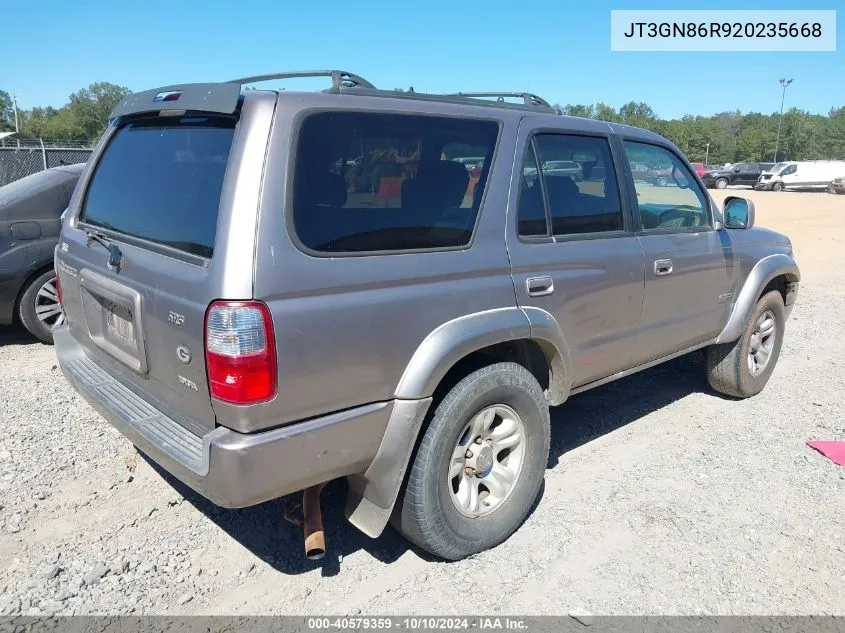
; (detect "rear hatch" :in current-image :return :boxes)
[57,98,261,436]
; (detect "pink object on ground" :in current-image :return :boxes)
[807,441,845,466]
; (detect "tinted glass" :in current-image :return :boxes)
[81,117,236,258]
[534,134,623,235]
[517,146,547,236]
[292,112,499,253]
[622,141,710,230]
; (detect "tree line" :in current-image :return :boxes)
[554,101,845,165]
[2,83,843,164]
[0,83,130,144]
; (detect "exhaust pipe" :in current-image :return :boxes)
[284,482,329,560]
[303,483,327,560]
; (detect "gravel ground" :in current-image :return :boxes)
[0,190,844,616]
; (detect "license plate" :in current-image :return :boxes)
[107,304,135,343]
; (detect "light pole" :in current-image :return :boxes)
[705,142,710,165]
[773,78,793,163]
[12,93,19,133]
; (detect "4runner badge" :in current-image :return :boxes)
[176,345,192,364]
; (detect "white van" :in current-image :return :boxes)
[755,160,845,192]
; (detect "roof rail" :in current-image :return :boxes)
[445,92,554,110]
[228,70,375,93]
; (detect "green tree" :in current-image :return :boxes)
[0,90,15,132]
[561,104,595,118]
[67,82,131,140]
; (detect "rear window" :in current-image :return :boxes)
[291,111,499,253]
[81,116,236,258]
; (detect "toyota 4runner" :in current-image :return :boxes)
[53,71,800,561]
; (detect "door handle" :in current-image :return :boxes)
[654,259,673,275]
[526,276,554,297]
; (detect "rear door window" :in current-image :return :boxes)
[517,133,624,236]
[80,116,236,258]
[291,111,499,253]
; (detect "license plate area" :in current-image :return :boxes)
[106,301,135,344]
[79,268,148,374]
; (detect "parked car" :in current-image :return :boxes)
[453,156,486,172]
[754,160,845,192]
[0,163,85,343]
[629,161,651,181]
[645,166,673,186]
[542,160,582,180]
[53,72,800,562]
[689,162,707,178]
[702,162,775,189]
[828,176,845,194]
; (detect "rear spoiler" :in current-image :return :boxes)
[110,83,242,119]
[110,70,375,120]
[110,70,377,120]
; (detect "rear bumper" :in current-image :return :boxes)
[54,325,392,508]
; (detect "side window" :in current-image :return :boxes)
[536,134,623,235]
[517,133,623,237]
[782,164,797,176]
[292,112,499,253]
[517,145,548,237]
[622,141,710,231]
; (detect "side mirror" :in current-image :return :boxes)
[732,167,741,173]
[723,196,755,230]
[671,165,690,189]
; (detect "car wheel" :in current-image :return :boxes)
[772,182,783,192]
[392,362,550,560]
[656,176,668,187]
[18,269,64,345]
[827,183,836,194]
[715,178,728,189]
[705,290,785,398]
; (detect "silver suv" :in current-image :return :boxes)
[53,71,800,561]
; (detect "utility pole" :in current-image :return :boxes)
[705,142,711,165]
[773,78,793,163]
[12,93,20,133]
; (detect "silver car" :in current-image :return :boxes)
[53,71,800,561]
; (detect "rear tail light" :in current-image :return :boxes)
[205,301,277,404]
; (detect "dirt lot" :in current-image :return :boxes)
[1,188,844,616]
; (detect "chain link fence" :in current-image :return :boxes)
[0,138,93,187]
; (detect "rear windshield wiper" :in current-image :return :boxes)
[84,228,123,270]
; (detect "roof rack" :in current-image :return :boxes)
[228,70,376,93]
[445,92,554,110]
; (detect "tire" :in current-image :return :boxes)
[715,178,728,189]
[393,362,550,560]
[705,290,785,398]
[18,269,63,345]
[656,176,668,187]
[772,182,783,192]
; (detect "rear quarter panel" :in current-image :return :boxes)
[251,95,521,429]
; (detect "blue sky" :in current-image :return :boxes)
[2,0,842,119]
